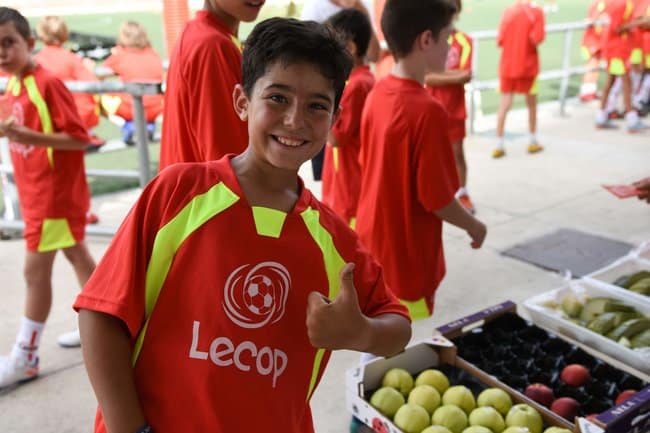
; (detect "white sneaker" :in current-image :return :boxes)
[57,329,81,348]
[0,355,39,388]
[626,112,649,133]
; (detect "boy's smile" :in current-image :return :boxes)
[0,22,33,76]
[234,61,338,171]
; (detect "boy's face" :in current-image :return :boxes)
[425,23,453,73]
[0,22,34,76]
[211,0,266,23]
[234,61,338,171]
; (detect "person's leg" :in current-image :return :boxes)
[580,56,600,101]
[622,72,648,132]
[494,93,513,158]
[24,250,58,322]
[596,74,617,127]
[57,242,96,348]
[525,93,543,154]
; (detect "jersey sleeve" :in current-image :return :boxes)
[414,104,460,213]
[185,39,245,161]
[459,33,473,71]
[531,8,546,45]
[44,76,90,142]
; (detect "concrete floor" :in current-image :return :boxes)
[0,98,649,432]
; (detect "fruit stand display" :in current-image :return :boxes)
[346,336,574,433]
[436,302,649,433]
[584,256,650,305]
[522,281,649,374]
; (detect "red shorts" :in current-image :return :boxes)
[447,118,466,144]
[500,76,538,95]
[24,217,85,252]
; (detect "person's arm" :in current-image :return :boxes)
[632,177,650,204]
[79,310,147,433]
[425,70,472,87]
[306,263,411,358]
[0,121,88,150]
[434,199,487,249]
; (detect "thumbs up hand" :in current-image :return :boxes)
[306,263,370,351]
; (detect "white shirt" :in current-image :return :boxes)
[300,0,375,24]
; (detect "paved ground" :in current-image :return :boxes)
[0,98,649,432]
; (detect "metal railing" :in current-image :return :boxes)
[466,20,602,134]
[0,79,163,236]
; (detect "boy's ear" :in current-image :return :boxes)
[26,37,36,52]
[232,84,249,122]
[416,30,434,51]
[346,40,358,57]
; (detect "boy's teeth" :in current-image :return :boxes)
[277,136,303,147]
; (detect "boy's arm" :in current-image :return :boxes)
[0,121,88,150]
[434,198,487,249]
[424,70,472,87]
[306,263,411,358]
[632,177,650,203]
[530,8,546,45]
[79,310,147,433]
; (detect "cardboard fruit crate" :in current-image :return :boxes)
[436,301,649,433]
[346,335,574,433]
[584,256,650,305]
[522,281,650,375]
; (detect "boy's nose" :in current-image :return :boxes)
[283,103,306,129]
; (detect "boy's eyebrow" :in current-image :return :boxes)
[265,83,334,104]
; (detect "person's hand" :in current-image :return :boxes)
[632,177,650,204]
[0,118,31,144]
[306,263,370,351]
[467,218,487,249]
[459,70,472,84]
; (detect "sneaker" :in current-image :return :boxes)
[86,211,99,225]
[628,119,649,133]
[0,355,39,388]
[527,142,544,154]
[121,121,135,146]
[579,93,598,103]
[57,329,81,348]
[458,194,476,214]
[491,148,506,159]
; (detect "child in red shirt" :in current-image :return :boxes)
[0,7,96,388]
[101,20,164,145]
[34,16,102,147]
[580,0,607,102]
[426,0,475,214]
[494,0,545,158]
[356,0,487,321]
[321,8,375,227]
[74,18,410,433]
[159,0,264,169]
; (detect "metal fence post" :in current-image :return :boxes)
[558,28,574,117]
[468,40,479,135]
[131,92,152,187]
[0,137,20,222]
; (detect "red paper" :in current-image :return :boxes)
[602,184,642,198]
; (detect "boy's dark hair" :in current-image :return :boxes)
[325,9,372,59]
[0,7,31,41]
[381,0,457,59]
[242,18,353,108]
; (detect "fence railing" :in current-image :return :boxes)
[0,79,163,236]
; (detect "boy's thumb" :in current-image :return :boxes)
[337,263,356,300]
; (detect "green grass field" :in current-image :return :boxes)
[7,0,595,204]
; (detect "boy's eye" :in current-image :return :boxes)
[0,38,15,49]
[268,94,287,104]
[310,103,330,112]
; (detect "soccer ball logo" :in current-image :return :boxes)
[223,262,291,329]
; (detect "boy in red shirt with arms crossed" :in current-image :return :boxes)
[356,0,487,321]
[321,8,375,227]
[494,0,545,158]
[159,0,264,169]
[0,7,96,388]
[75,18,410,433]
[426,0,475,214]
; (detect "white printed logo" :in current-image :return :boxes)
[7,102,33,158]
[223,262,291,329]
[446,45,460,70]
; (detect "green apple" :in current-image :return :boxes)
[469,406,506,433]
[432,404,469,433]
[394,403,431,433]
[422,427,454,433]
[369,386,405,418]
[477,388,513,416]
[505,404,543,433]
[543,428,573,433]
[462,427,494,433]
[382,368,415,396]
[415,369,450,394]
[442,385,477,414]
[409,385,442,415]
[503,428,532,433]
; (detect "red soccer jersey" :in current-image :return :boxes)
[356,75,459,314]
[73,156,408,433]
[582,0,607,53]
[603,0,635,59]
[321,65,375,223]
[497,1,546,78]
[5,65,90,223]
[426,30,473,120]
[159,11,247,169]
[34,45,99,129]
[103,46,164,122]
